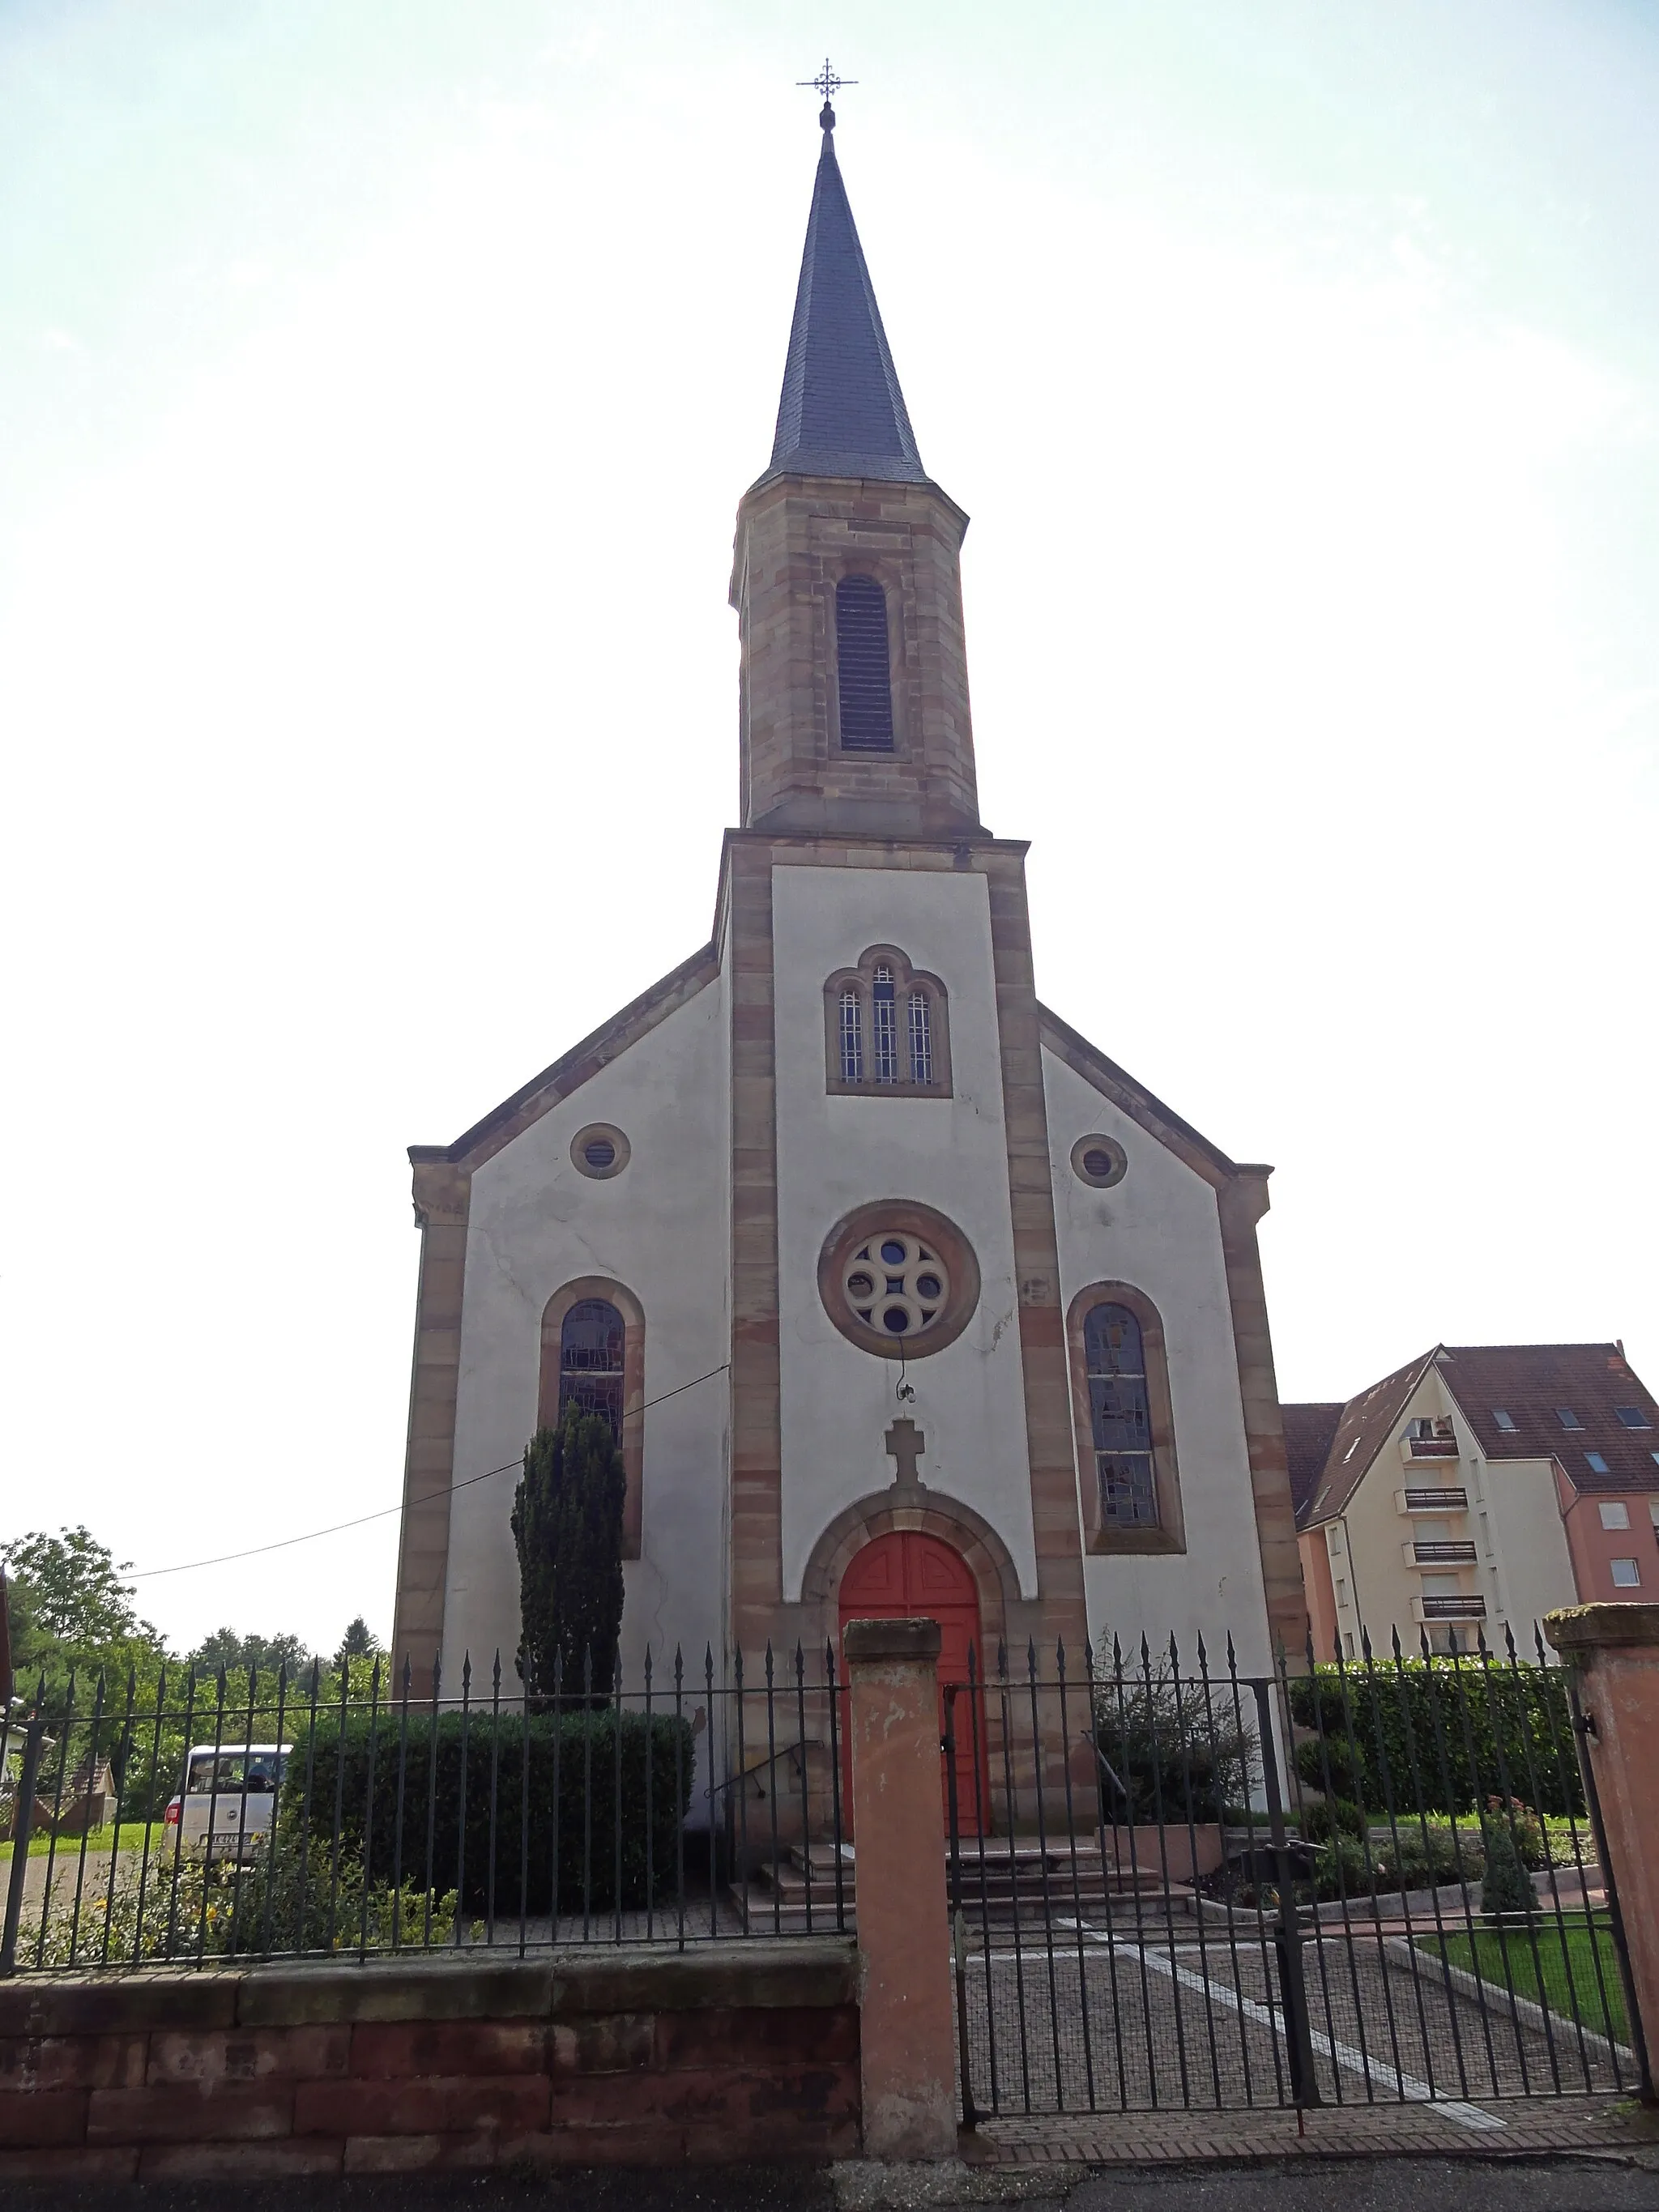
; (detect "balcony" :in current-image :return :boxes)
[1401,1434,1459,1463]
[1409,1540,1478,1567]
[1414,1593,1487,1623]
[1396,1486,1469,1515]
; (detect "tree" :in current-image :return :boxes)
[512,1405,625,1699]
[1481,1805,1538,1921]
[186,1628,314,1680]
[1,1526,170,1693]
[335,1616,382,1664]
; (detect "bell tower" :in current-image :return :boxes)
[730,106,982,837]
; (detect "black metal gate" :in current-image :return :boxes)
[942,1629,1647,2120]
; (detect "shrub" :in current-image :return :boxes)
[513,1409,625,1700]
[1311,1835,1369,1900]
[30,1831,458,1968]
[1294,1733,1368,1803]
[1284,1656,1583,1818]
[1371,1822,1483,1891]
[1299,1794,1365,1841]
[287,1706,693,1916]
[1480,1810,1537,1920]
[1485,1794,1545,1869]
[1092,1664,1251,1823]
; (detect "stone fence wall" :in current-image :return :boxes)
[0,1939,860,2182]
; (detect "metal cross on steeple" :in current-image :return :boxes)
[797,56,856,130]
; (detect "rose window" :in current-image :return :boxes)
[841,1234,950,1340]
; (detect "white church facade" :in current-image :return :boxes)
[390,109,1305,1707]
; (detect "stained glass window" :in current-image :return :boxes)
[872,964,898,1083]
[1085,1303,1157,1527]
[839,987,864,1082]
[558,1298,625,1438]
[908,991,932,1085]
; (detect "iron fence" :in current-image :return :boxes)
[0,1643,849,1975]
[943,1625,1646,2119]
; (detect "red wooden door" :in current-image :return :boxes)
[838,1532,987,1836]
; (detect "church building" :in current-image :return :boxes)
[390,106,1305,1711]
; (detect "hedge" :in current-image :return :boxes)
[1285,1658,1584,1818]
[284,1707,694,1915]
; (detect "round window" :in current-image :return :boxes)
[570,1123,630,1180]
[817,1201,980,1361]
[842,1234,950,1340]
[1071,1133,1127,1190]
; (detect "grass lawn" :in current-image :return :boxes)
[1421,1916,1628,2044]
[0,1821,163,1864]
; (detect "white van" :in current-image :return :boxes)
[164,1745,290,1858]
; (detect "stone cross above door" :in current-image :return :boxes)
[885,1417,926,1486]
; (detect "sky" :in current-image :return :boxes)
[2,0,1655,1660]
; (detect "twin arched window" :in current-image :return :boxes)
[827,948,949,1095]
[835,575,894,752]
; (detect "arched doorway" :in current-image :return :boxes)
[838,1531,987,1836]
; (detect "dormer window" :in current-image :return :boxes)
[835,575,894,752]
[825,946,950,1096]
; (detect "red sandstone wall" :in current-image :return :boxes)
[0,1941,859,2180]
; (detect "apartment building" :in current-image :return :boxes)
[1286,1343,1659,1660]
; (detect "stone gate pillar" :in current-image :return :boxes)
[1544,1601,1659,2097]
[842,1616,957,2159]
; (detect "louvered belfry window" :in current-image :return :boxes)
[835,575,894,752]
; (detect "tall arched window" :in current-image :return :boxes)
[1085,1304,1156,1527]
[907,991,932,1085]
[540,1279,645,1558]
[871,963,899,1083]
[839,987,864,1082]
[835,575,894,752]
[1068,1284,1185,1554]
[558,1298,625,1437]
[825,946,951,1097]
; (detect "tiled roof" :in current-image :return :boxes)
[1435,1343,1659,1494]
[1288,1341,1659,1524]
[762,124,928,487]
[1281,1403,1344,1517]
[1293,1353,1434,1528]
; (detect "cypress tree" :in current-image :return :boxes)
[1479,1809,1537,1921]
[511,1403,626,1700]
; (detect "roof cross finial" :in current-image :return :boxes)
[797,56,855,131]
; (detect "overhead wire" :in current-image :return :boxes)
[124,1362,732,1581]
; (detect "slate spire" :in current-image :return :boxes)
[766,109,928,485]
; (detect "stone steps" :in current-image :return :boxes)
[729,1839,1200,1930]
